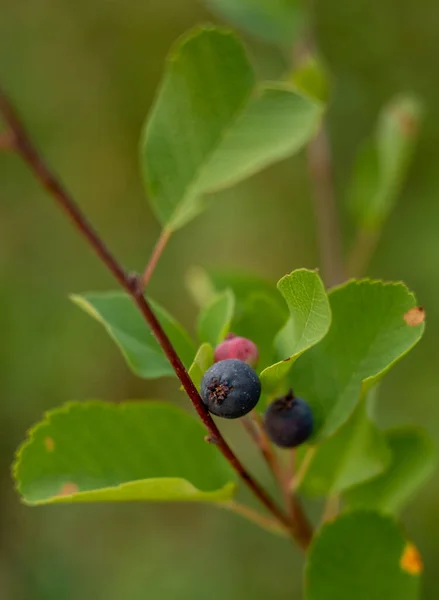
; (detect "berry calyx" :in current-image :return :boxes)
[263,390,313,448]
[200,359,261,419]
[214,334,259,367]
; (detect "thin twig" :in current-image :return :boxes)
[295,4,345,288]
[283,448,297,497]
[0,129,14,150]
[0,86,314,548]
[279,447,313,540]
[242,414,283,486]
[307,127,345,287]
[243,412,313,549]
[291,446,316,492]
[139,227,172,290]
[223,501,288,537]
[347,228,380,278]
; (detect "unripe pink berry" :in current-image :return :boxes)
[214,335,259,368]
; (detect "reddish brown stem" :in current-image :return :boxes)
[0,86,312,548]
[307,126,345,287]
[243,413,285,487]
[244,412,313,549]
[139,227,172,290]
[0,129,14,150]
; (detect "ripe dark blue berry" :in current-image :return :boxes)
[200,359,261,419]
[263,390,313,448]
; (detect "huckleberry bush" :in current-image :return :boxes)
[1,4,435,598]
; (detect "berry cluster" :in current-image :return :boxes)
[200,336,313,447]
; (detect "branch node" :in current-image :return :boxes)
[126,271,143,297]
[204,434,218,445]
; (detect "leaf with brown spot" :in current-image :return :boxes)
[59,482,79,496]
[292,280,424,439]
[13,401,237,505]
[404,306,425,327]
[44,437,55,452]
[305,511,421,600]
[400,543,423,576]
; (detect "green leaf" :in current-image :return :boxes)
[234,293,287,370]
[344,427,436,514]
[305,511,422,600]
[205,0,306,47]
[348,95,423,231]
[71,292,195,379]
[197,289,235,347]
[260,269,331,393]
[292,280,424,439]
[186,266,218,309]
[189,269,289,371]
[290,54,331,103]
[297,399,391,496]
[141,27,323,231]
[208,268,288,319]
[186,343,214,390]
[14,401,237,505]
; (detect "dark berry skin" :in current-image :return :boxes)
[263,391,313,448]
[214,334,259,368]
[200,359,261,419]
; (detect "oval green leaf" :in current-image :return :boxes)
[344,427,436,514]
[205,0,306,47]
[185,343,214,391]
[141,27,323,231]
[305,511,422,600]
[292,280,424,439]
[260,269,331,393]
[297,399,391,496]
[197,289,235,347]
[348,95,423,231]
[71,291,195,379]
[207,268,288,319]
[14,401,237,505]
[234,292,287,370]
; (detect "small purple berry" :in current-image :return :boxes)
[214,334,259,367]
[200,359,261,419]
[263,390,313,448]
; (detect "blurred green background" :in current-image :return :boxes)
[1,0,438,598]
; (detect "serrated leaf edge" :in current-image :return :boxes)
[329,278,424,393]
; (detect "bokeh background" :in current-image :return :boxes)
[1,0,438,598]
